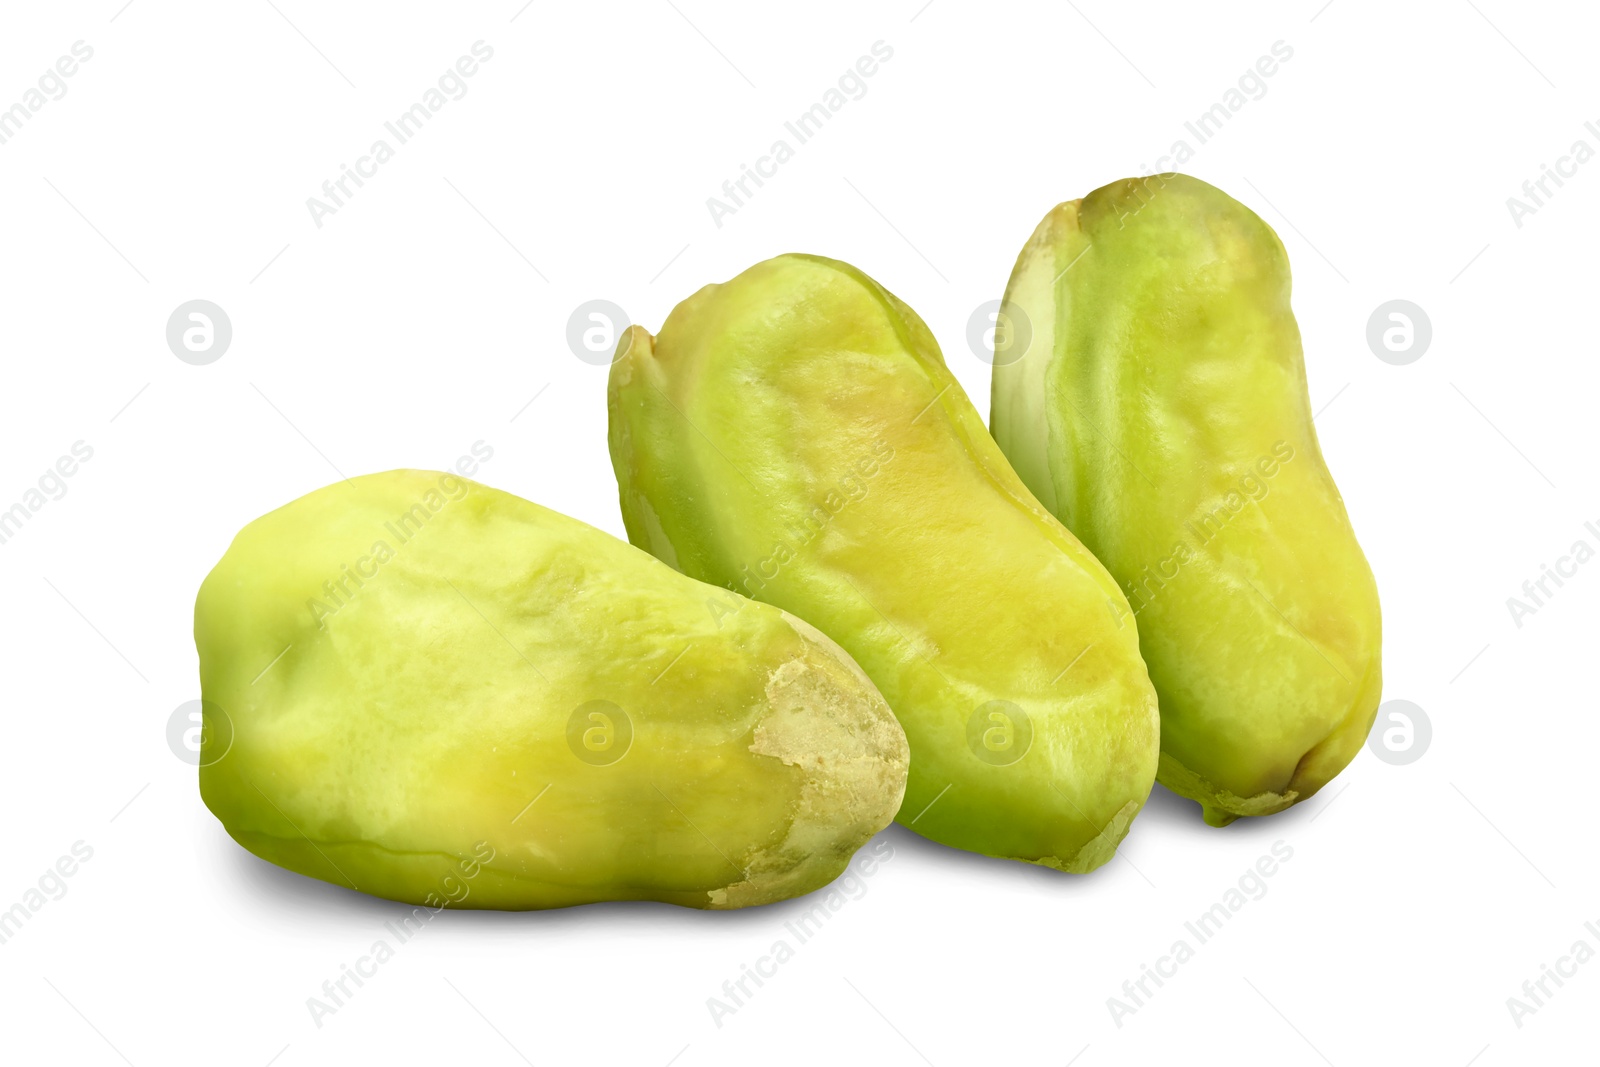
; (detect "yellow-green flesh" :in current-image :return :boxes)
[196,470,908,908]
[608,254,1159,871]
[991,174,1382,825]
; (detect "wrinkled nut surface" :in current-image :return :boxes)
[991,174,1383,827]
[608,254,1159,872]
[195,470,907,909]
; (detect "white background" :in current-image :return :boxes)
[1,1,1595,1064]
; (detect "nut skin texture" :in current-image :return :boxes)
[195,470,907,910]
[607,254,1160,872]
[991,174,1383,827]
